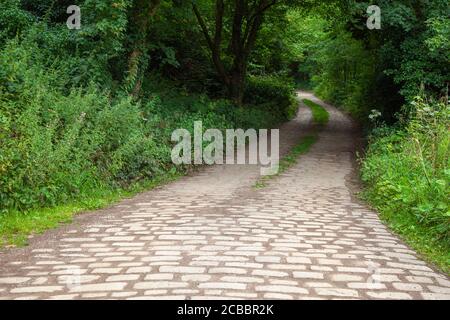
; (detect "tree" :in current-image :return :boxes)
[192,0,279,106]
[125,0,161,98]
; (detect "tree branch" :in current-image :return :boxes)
[192,3,214,53]
[243,0,276,57]
[214,0,225,52]
[192,1,229,86]
[251,0,278,21]
[231,0,245,56]
[243,0,277,49]
[243,14,263,58]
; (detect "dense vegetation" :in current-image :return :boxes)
[292,0,449,271]
[0,0,299,215]
[0,0,448,270]
[362,97,449,271]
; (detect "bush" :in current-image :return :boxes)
[244,75,298,121]
[311,32,377,122]
[361,97,450,248]
[0,39,168,211]
[0,0,34,45]
[0,7,298,217]
[0,37,285,214]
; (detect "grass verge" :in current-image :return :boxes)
[303,99,330,125]
[254,99,330,188]
[360,98,449,274]
[255,135,318,189]
[0,171,182,248]
[0,99,331,248]
[368,200,450,274]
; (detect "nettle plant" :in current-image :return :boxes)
[408,96,450,174]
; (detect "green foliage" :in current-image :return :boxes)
[302,99,329,125]
[1,0,448,266]
[244,75,298,121]
[0,39,163,211]
[310,30,378,121]
[0,0,34,44]
[374,0,450,101]
[0,169,182,247]
[293,0,449,123]
[361,98,450,270]
[426,16,450,59]
[0,32,284,214]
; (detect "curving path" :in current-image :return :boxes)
[0,92,449,300]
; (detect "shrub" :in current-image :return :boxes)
[361,97,450,247]
[311,32,377,122]
[0,39,168,212]
[0,0,34,45]
[244,75,297,121]
[0,38,286,214]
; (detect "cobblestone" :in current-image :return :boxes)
[0,92,448,300]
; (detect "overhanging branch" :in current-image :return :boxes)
[192,1,229,87]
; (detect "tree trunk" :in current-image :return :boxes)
[193,0,276,106]
[125,0,160,98]
[192,1,230,88]
[229,72,245,106]
[229,58,247,106]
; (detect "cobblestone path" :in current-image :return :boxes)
[0,92,449,300]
